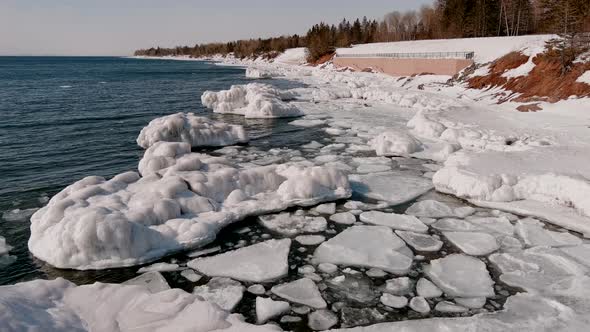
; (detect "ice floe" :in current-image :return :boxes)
[380,293,408,308]
[256,297,290,323]
[329,212,356,225]
[405,199,456,218]
[308,309,338,330]
[271,277,327,309]
[443,231,499,256]
[122,271,171,293]
[371,130,423,156]
[424,254,495,298]
[201,83,303,118]
[136,112,248,149]
[188,239,290,283]
[416,278,443,298]
[396,231,443,252]
[137,262,181,273]
[313,225,413,275]
[349,171,433,205]
[258,212,327,236]
[359,211,428,233]
[193,277,245,311]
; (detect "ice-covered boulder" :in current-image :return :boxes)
[29,142,350,269]
[136,112,248,149]
[313,225,413,275]
[188,239,290,283]
[201,83,303,118]
[371,130,423,156]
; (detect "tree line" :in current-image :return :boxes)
[134,0,590,62]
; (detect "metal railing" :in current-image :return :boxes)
[335,51,475,60]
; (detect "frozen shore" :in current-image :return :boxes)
[4,39,590,331]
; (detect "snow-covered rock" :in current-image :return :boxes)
[136,112,248,149]
[424,254,495,298]
[256,297,290,323]
[313,225,413,275]
[201,83,303,118]
[371,130,423,156]
[259,213,327,236]
[188,239,290,283]
[443,231,499,256]
[349,171,433,205]
[271,278,327,309]
[193,277,245,311]
[359,211,428,233]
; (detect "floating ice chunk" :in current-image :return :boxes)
[396,231,443,252]
[444,231,499,256]
[406,200,455,218]
[258,213,327,236]
[318,263,338,274]
[302,141,324,149]
[455,206,476,218]
[360,211,428,233]
[188,239,290,283]
[384,277,412,295]
[180,269,202,282]
[340,307,386,328]
[560,244,590,268]
[467,216,514,236]
[361,268,384,278]
[193,277,244,311]
[425,254,495,298]
[349,171,433,205]
[435,301,469,313]
[201,83,303,118]
[122,271,170,293]
[380,293,408,308]
[289,118,326,127]
[271,278,327,309]
[371,130,423,156]
[416,278,443,298]
[356,164,392,173]
[0,236,12,256]
[247,284,266,295]
[409,296,430,313]
[515,218,582,248]
[314,203,336,215]
[295,235,326,246]
[256,297,290,323]
[246,67,279,79]
[326,273,378,304]
[280,315,302,323]
[455,297,486,309]
[136,112,248,149]
[329,212,356,225]
[313,226,413,275]
[137,262,181,273]
[308,309,338,330]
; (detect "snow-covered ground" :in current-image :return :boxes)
[5,37,590,331]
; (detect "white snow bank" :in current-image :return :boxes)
[137,112,248,149]
[0,278,281,331]
[502,56,535,78]
[576,70,590,85]
[274,48,308,65]
[371,130,422,156]
[336,35,554,64]
[432,147,590,234]
[29,141,350,269]
[201,83,303,118]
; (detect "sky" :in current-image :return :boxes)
[0,0,432,56]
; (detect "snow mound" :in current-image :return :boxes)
[29,140,350,269]
[188,239,290,283]
[313,225,413,275]
[576,70,590,85]
[274,48,308,65]
[371,130,423,156]
[136,112,248,149]
[0,278,280,332]
[201,83,303,118]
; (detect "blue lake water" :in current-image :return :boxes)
[0,56,319,285]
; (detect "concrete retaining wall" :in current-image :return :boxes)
[333,57,474,76]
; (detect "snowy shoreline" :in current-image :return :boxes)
[3,39,590,331]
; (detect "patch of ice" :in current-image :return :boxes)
[271,278,327,309]
[396,231,443,252]
[359,211,428,233]
[515,218,582,248]
[455,297,486,309]
[295,235,326,246]
[180,269,202,282]
[444,231,499,256]
[349,171,433,205]
[308,309,338,330]
[416,278,443,298]
[371,130,423,156]
[329,212,356,225]
[314,202,336,214]
[188,239,290,283]
[406,200,455,218]
[137,262,180,273]
[122,271,170,293]
[256,297,290,323]
[424,254,495,298]
[380,293,408,308]
[435,301,469,313]
[384,277,412,295]
[576,70,590,84]
[193,277,244,311]
[259,213,327,236]
[313,225,413,275]
[409,296,430,314]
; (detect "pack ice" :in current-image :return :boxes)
[201,83,303,118]
[28,115,351,269]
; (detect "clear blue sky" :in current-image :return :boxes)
[0,0,433,56]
